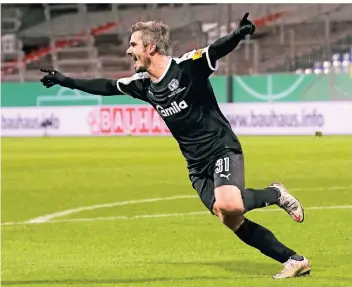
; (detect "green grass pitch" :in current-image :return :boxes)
[1,136,352,287]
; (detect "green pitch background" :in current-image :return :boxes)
[2,136,352,287]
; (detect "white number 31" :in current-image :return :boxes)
[215,157,230,174]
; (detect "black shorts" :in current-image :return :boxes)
[189,150,245,213]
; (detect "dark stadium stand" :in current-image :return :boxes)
[1,3,351,81]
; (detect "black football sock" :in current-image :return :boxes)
[235,218,297,263]
[241,187,280,212]
[290,254,304,261]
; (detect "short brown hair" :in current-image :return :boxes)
[131,21,170,55]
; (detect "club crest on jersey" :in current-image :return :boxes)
[156,100,188,118]
[168,79,179,91]
[192,49,203,60]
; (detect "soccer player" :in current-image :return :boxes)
[40,13,311,279]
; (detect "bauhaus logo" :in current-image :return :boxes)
[156,100,188,117]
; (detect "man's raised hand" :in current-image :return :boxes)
[238,13,256,37]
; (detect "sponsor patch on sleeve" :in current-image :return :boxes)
[192,49,204,60]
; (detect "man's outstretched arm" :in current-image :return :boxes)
[40,68,120,96]
[210,12,256,61]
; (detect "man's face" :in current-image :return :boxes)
[126,31,152,73]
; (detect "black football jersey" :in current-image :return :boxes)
[115,46,242,173]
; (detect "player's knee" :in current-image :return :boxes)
[222,214,245,231]
[216,201,243,215]
[214,185,245,215]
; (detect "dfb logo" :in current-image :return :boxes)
[168,79,179,91]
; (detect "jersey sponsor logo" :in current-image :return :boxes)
[192,49,203,60]
[168,79,179,91]
[156,100,188,117]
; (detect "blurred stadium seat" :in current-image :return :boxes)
[1,3,352,81]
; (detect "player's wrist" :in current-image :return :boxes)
[238,25,253,38]
[62,76,75,89]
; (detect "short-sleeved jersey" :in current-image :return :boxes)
[116,46,242,174]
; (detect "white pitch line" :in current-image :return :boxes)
[2,206,351,227]
[2,185,351,227]
[27,185,350,224]
[2,211,209,226]
[27,195,196,224]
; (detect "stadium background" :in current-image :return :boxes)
[1,3,352,136]
[1,3,352,287]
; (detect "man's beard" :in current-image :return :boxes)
[136,66,147,73]
[136,57,151,73]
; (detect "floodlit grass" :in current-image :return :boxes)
[2,136,352,287]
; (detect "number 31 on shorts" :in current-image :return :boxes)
[215,157,230,174]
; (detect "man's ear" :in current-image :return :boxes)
[147,43,157,54]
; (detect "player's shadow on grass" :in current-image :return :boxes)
[209,259,278,275]
[2,260,276,286]
[2,261,275,286]
[2,276,234,286]
[154,259,278,276]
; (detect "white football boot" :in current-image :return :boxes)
[269,181,305,223]
[273,256,311,279]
